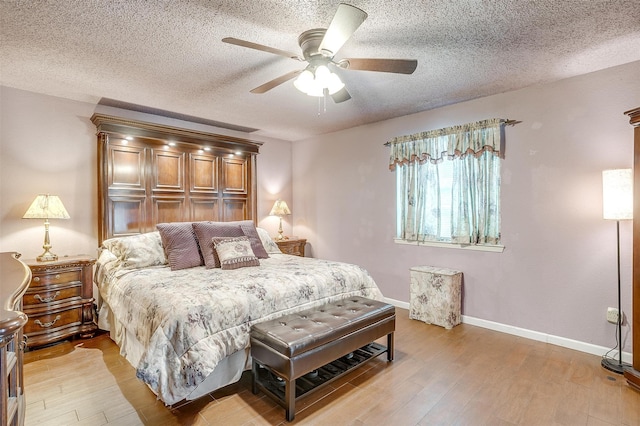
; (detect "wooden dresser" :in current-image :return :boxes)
[0,252,31,426]
[275,238,307,257]
[625,106,640,390]
[23,256,97,349]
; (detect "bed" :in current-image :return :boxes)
[90,115,385,405]
[95,227,383,405]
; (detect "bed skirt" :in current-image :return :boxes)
[98,302,251,404]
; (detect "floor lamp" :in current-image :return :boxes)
[601,169,633,374]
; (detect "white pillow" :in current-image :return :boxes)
[102,231,167,270]
[256,227,282,254]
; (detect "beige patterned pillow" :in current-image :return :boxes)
[212,236,260,270]
[102,231,166,270]
[256,227,282,254]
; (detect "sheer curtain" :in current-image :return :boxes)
[389,118,503,245]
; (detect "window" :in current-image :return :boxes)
[396,160,453,242]
[389,119,504,247]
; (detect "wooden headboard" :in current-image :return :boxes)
[91,114,262,244]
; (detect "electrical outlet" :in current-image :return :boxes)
[607,307,620,324]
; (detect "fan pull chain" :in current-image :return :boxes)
[317,88,329,116]
[323,90,327,113]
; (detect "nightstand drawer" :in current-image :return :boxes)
[280,245,303,256]
[24,307,82,336]
[31,269,81,286]
[23,282,82,306]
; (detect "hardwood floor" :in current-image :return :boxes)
[23,309,640,425]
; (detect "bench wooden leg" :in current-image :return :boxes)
[387,332,394,361]
[251,361,258,394]
[285,378,295,421]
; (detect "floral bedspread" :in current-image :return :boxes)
[96,253,384,404]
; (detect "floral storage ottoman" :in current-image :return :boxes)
[409,266,462,329]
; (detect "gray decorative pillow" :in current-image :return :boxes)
[213,236,260,270]
[238,221,270,259]
[192,222,245,268]
[157,222,203,270]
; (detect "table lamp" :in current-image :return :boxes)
[22,194,70,262]
[269,200,291,241]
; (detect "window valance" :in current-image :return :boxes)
[388,118,504,171]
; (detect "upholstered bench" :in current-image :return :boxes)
[250,296,395,421]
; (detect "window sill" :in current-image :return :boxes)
[394,238,505,253]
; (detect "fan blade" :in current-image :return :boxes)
[339,58,418,74]
[250,69,304,94]
[222,37,303,61]
[331,86,351,103]
[318,3,368,56]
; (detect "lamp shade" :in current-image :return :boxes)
[22,194,69,262]
[23,194,70,220]
[269,200,291,217]
[602,169,633,220]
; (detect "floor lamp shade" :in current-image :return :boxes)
[601,169,632,374]
[603,169,633,220]
[22,194,70,262]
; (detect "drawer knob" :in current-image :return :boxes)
[34,291,61,303]
[55,274,61,280]
[33,277,40,282]
[34,315,61,329]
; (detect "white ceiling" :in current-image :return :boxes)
[2,1,640,141]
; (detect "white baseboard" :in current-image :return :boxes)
[386,297,410,310]
[383,297,632,364]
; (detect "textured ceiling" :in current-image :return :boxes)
[2,1,640,141]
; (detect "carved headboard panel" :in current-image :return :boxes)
[91,114,262,244]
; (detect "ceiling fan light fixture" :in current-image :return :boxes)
[293,65,344,97]
[293,69,314,93]
[306,84,325,97]
[315,65,331,81]
[327,72,345,94]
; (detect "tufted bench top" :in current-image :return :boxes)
[250,296,394,358]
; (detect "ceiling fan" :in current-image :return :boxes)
[222,3,418,103]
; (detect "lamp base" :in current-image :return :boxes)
[275,217,288,241]
[601,357,632,375]
[37,219,58,262]
[36,250,58,262]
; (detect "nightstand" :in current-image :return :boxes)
[275,238,307,257]
[23,256,97,348]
